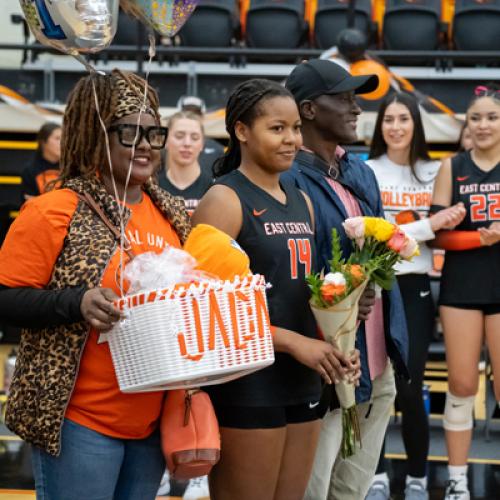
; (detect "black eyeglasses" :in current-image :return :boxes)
[108,124,168,150]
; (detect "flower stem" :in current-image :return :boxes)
[341,405,362,458]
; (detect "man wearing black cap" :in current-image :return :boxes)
[283,59,409,500]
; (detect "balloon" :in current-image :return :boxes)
[350,59,391,101]
[19,0,118,55]
[120,0,199,37]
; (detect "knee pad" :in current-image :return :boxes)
[443,392,475,431]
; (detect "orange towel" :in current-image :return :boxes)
[184,224,251,280]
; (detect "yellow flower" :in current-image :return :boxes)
[363,217,377,237]
[363,217,395,242]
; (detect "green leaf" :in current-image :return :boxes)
[328,228,345,272]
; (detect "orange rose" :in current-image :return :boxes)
[349,264,365,287]
[320,283,346,303]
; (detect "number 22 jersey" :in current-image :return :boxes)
[440,150,500,305]
[206,170,321,407]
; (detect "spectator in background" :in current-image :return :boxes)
[177,95,225,173]
[159,111,213,216]
[366,92,465,500]
[21,122,61,200]
[458,122,473,153]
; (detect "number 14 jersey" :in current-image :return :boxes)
[210,169,321,407]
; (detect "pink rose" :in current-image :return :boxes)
[343,217,365,239]
[343,217,365,247]
[400,236,419,259]
[387,229,407,253]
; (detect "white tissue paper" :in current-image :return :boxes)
[123,246,198,294]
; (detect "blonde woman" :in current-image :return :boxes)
[160,111,213,215]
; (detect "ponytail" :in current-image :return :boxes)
[213,135,241,177]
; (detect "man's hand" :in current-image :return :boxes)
[80,288,121,332]
[358,286,376,321]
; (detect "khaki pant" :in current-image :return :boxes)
[305,363,396,500]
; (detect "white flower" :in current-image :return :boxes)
[323,272,346,286]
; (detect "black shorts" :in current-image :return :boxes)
[441,303,500,316]
[212,401,321,429]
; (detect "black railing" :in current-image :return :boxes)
[2,42,500,70]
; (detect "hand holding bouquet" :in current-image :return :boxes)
[307,217,418,458]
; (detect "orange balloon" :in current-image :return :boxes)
[350,59,391,101]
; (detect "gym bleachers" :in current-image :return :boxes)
[178,0,240,48]
[14,1,500,64]
[175,0,500,53]
[452,0,500,51]
[382,0,446,50]
[244,0,308,49]
[313,0,375,49]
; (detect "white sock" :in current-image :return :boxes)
[406,475,427,489]
[372,472,389,486]
[448,465,468,482]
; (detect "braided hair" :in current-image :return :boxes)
[213,79,294,178]
[58,69,160,184]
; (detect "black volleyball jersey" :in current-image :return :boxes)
[159,169,213,215]
[205,169,321,407]
[440,151,500,305]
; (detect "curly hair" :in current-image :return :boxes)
[58,69,160,184]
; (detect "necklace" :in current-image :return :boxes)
[327,164,339,179]
[327,158,340,180]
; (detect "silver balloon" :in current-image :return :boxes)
[19,0,119,55]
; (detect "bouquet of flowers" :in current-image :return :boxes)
[307,217,418,458]
[342,216,419,290]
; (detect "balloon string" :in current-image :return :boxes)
[88,35,157,296]
[116,34,157,294]
[90,74,127,296]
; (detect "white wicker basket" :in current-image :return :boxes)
[99,275,275,393]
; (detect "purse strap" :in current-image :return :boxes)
[76,191,136,261]
[184,389,201,426]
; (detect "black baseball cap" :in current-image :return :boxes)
[285,58,379,103]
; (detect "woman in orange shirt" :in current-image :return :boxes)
[0,70,190,499]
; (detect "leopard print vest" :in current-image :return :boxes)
[5,176,191,455]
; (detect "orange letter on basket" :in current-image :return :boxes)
[254,289,271,338]
[208,290,230,351]
[228,291,247,350]
[177,297,205,362]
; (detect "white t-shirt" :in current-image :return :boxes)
[367,154,441,275]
